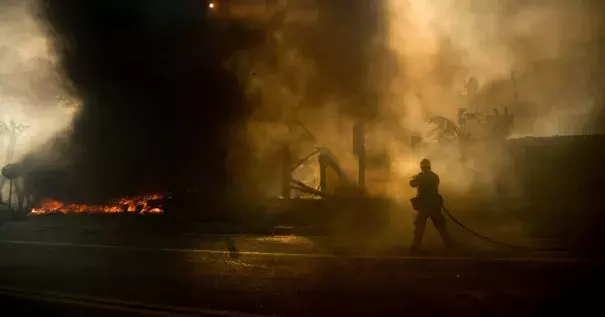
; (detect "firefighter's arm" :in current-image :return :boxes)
[409,176,419,188]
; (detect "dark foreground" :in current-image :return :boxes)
[0,218,602,316]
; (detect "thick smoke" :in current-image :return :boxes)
[372,0,605,247]
[0,0,77,205]
[228,0,605,246]
[228,0,386,197]
[32,0,260,202]
[0,0,76,161]
[382,0,605,199]
[19,0,605,211]
[383,0,605,138]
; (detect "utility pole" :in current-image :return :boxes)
[281,142,291,199]
[353,121,366,191]
[511,71,520,104]
[318,152,327,194]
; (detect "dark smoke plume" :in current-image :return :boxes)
[225,0,388,196]
[32,0,262,202]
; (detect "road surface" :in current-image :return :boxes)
[0,219,602,316]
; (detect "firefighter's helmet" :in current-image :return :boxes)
[420,158,431,167]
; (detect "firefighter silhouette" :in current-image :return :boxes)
[409,159,453,251]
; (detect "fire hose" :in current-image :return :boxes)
[440,204,568,252]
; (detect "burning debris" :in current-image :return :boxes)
[30,194,165,215]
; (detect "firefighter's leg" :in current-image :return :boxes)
[412,212,428,249]
[431,212,453,248]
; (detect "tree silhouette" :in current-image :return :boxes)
[0,120,28,206]
[428,116,468,144]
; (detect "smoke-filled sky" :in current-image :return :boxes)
[2,0,605,202]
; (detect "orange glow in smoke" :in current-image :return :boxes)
[30,194,165,215]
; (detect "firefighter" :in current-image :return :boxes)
[409,159,453,252]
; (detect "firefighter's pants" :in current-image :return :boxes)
[413,209,453,248]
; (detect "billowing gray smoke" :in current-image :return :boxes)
[382,0,605,137]
[0,0,75,160]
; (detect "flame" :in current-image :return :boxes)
[30,194,165,215]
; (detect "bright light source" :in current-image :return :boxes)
[209,2,215,9]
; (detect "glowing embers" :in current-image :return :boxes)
[30,194,165,215]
